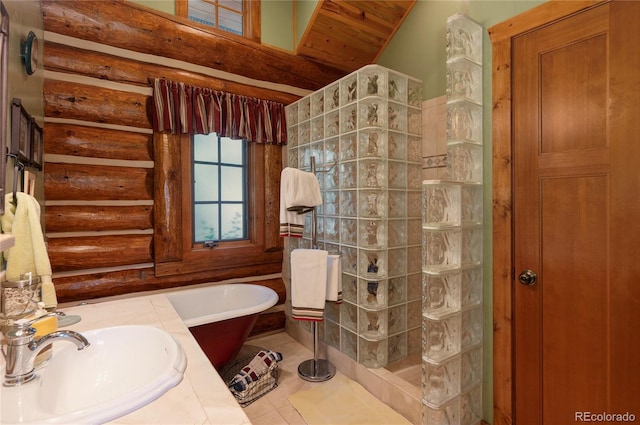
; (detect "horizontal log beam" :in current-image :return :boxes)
[45,163,153,201]
[44,79,150,129]
[48,235,154,272]
[155,249,283,277]
[250,311,286,337]
[44,41,148,87]
[41,0,345,91]
[54,266,284,303]
[44,41,300,105]
[41,0,289,304]
[45,205,153,233]
[256,277,287,304]
[45,122,153,162]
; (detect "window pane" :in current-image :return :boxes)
[218,7,242,35]
[188,0,216,26]
[192,133,248,244]
[220,0,242,13]
[194,133,218,162]
[194,204,219,242]
[194,164,218,201]
[220,137,243,164]
[221,204,245,239]
[220,166,243,201]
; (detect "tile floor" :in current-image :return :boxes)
[235,331,421,424]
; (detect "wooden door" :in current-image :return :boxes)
[512,2,640,424]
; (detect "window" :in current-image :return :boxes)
[176,0,260,41]
[193,133,248,243]
[153,132,282,279]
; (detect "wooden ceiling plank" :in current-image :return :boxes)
[319,1,396,37]
[313,13,386,48]
[295,0,417,74]
[298,15,381,71]
[334,0,413,29]
[301,32,374,69]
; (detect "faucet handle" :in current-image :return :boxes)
[11,312,61,329]
[3,326,37,346]
[1,312,60,345]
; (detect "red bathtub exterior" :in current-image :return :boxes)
[188,313,259,370]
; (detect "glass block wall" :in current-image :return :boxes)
[285,64,424,368]
[421,14,484,425]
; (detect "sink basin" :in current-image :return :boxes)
[1,325,187,424]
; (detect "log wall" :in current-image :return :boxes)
[41,0,342,335]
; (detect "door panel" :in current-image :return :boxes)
[540,34,607,153]
[541,176,609,421]
[513,2,640,424]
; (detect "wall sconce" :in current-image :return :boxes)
[21,31,37,75]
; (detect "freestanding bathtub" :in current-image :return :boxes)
[166,283,278,369]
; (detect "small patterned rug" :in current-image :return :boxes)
[288,374,412,425]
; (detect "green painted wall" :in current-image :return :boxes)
[294,0,317,48]
[131,0,175,15]
[130,0,295,51]
[379,2,546,423]
[377,0,469,99]
[3,0,45,208]
[262,0,294,51]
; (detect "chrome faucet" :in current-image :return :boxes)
[2,314,90,386]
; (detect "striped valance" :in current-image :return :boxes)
[150,78,287,145]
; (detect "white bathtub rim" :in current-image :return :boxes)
[166,283,278,328]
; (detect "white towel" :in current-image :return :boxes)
[1,193,57,309]
[290,249,328,321]
[326,254,342,303]
[279,167,322,238]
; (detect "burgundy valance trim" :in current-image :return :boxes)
[151,78,287,145]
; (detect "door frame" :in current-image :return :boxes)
[488,1,607,424]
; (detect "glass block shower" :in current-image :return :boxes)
[421,14,484,425]
[285,65,424,368]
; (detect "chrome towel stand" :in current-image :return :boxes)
[297,156,336,382]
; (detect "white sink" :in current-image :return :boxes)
[1,325,187,424]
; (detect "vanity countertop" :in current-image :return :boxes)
[56,294,252,425]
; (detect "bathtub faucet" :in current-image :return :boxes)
[2,315,90,387]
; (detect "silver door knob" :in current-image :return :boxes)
[518,269,537,285]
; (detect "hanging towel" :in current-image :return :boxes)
[279,167,322,238]
[1,193,57,309]
[291,248,328,321]
[326,254,342,303]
